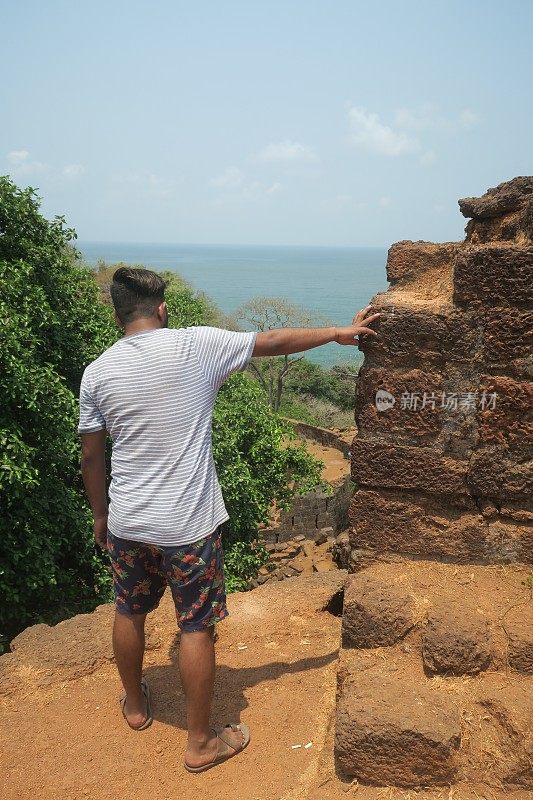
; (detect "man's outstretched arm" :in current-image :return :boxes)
[252,305,381,357]
[80,429,108,549]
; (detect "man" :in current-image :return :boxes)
[78,266,380,773]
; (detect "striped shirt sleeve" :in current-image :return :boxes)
[192,326,257,391]
[78,369,106,433]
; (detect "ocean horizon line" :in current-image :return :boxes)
[76,240,389,251]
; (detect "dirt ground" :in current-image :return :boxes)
[1,564,530,800]
[299,438,352,483]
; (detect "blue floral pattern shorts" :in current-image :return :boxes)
[107,526,229,632]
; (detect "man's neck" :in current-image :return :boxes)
[123,320,163,338]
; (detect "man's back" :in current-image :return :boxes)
[78,326,256,546]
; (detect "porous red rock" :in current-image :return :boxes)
[502,601,533,675]
[335,663,461,786]
[341,573,415,648]
[421,601,492,675]
[476,685,533,789]
[459,176,533,244]
[348,178,532,569]
[453,245,533,306]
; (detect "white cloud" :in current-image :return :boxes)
[6,149,48,175]
[210,166,281,202]
[394,105,435,131]
[6,150,89,181]
[63,163,85,178]
[395,105,480,134]
[379,195,391,208]
[110,170,173,200]
[348,107,419,156]
[210,166,245,189]
[257,140,318,163]
[7,149,30,164]
[458,109,480,130]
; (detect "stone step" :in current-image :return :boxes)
[335,655,461,787]
[335,647,533,790]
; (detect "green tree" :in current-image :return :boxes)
[233,296,328,412]
[284,360,359,411]
[0,177,117,643]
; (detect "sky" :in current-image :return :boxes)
[2,1,532,247]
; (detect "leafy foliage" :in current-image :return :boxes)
[233,296,329,412]
[284,360,359,411]
[0,177,117,644]
[0,176,323,640]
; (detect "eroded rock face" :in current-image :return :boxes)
[503,601,533,675]
[421,601,492,675]
[341,573,416,648]
[459,176,533,244]
[335,663,462,787]
[349,177,533,568]
[477,686,533,789]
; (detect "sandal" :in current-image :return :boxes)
[184,722,250,773]
[119,677,153,731]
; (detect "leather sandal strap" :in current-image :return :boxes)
[216,725,243,751]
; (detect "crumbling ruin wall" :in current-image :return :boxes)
[348,177,533,569]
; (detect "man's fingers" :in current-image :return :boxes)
[359,313,381,325]
[352,308,380,326]
[352,305,372,323]
[356,326,379,337]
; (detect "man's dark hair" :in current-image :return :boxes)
[110,267,167,324]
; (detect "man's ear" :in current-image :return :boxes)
[114,311,124,329]
[157,301,167,321]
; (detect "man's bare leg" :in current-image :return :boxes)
[180,626,244,768]
[112,609,149,728]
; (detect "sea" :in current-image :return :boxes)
[78,242,389,368]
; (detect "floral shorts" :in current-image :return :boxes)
[106,526,229,632]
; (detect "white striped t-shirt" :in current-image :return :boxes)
[78,326,257,546]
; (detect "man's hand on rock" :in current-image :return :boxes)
[334,305,381,345]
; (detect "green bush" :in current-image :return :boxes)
[0,176,323,641]
[0,178,117,644]
[283,360,359,411]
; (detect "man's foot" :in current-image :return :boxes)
[184,723,248,771]
[122,697,149,729]
[119,678,153,730]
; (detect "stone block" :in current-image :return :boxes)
[302,540,315,559]
[476,375,533,459]
[315,528,331,545]
[480,307,533,375]
[313,559,336,573]
[467,447,532,501]
[351,439,469,497]
[348,489,521,563]
[286,559,303,573]
[421,601,492,675]
[386,240,459,283]
[364,302,480,370]
[355,366,447,447]
[453,245,533,306]
[335,663,461,786]
[477,686,533,789]
[459,176,533,244]
[342,573,416,648]
[503,602,533,674]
